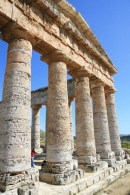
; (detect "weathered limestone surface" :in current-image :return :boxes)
[0,39,32,173]
[105,88,125,160]
[0,0,125,190]
[73,71,97,165]
[91,80,115,164]
[0,168,39,192]
[31,87,48,106]
[0,0,116,88]
[42,50,72,165]
[44,106,47,153]
[31,105,43,153]
[39,50,84,184]
[69,99,74,153]
[31,79,75,106]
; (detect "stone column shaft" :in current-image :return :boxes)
[0,39,32,173]
[69,100,74,153]
[46,61,71,164]
[75,76,96,165]
[106,90,125,159]
[91,81,115,160]
[31,105,41,151]
[40,51,84,184]
[45,105,47,153]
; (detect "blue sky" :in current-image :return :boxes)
[0,0,130,135]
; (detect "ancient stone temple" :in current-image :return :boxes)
[0,0,128,194]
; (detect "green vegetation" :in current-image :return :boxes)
[40,130,45,147]
[121,141,130,149]
[40,129,45,140]
[120,135,130,142]
[121,135,130,149]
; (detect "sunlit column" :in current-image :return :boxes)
[105,87,125,160]
[0,39,32,173]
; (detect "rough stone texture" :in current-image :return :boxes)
[68,99,74,153]
[44,106,47,153]
[42,50,72,169]
[105,89,125,160]
[75,75,96,165]
[39,167,84,185]
[0,168,39,191]
[31,105,42,153]
[78,161,108,173]
[0,0,124,192]
[18,183,38,195]
[91,80,115,162]
[0,39,32,173]
[0,0,116,88]
[31,79,75,106]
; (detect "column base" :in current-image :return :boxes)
[39,159,84,185]
[41,160,79,173]
[39,169,84,185]
[100,151,116,166]
[101,158,116,166]
[35,148,44,154]
[0,168,39,192]
[76,155,97,165]
[78,161,108,173]
[115,149,125,161]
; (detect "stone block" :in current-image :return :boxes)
[18,183,38,195]
[39,169,84,185]
[78,160,108,173]
[127,158,130,164]
[0,168,39,192]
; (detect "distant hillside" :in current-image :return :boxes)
[120,135,130,142]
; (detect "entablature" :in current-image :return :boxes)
[0,0,116,87]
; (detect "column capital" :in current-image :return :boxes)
[90,77,104,89]
[69,97,75,104]
[31,104,42,109]
[2,23,36,45]
[41,49,70,65]
[68,66,91,78]
[105,86,117,94]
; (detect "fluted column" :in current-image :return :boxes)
[31,104,42,152]
[91,80,115,163]
[69,98,74,153]
[0,39,32,173]
[44,105,47,153]
[41,50,72,173]
[105,87,125,160]
[69,69,97,165]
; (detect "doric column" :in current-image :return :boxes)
[40,50,84,185]
[68,98,74,153]
[0,39,32,173]
[105,87,125,160]
[69,69,97,166]
[91,79,115,165]
[41,50,72,167]
[44,105,47,153]
[31,104,42,153]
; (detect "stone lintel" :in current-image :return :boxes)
[41,49,71,65]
